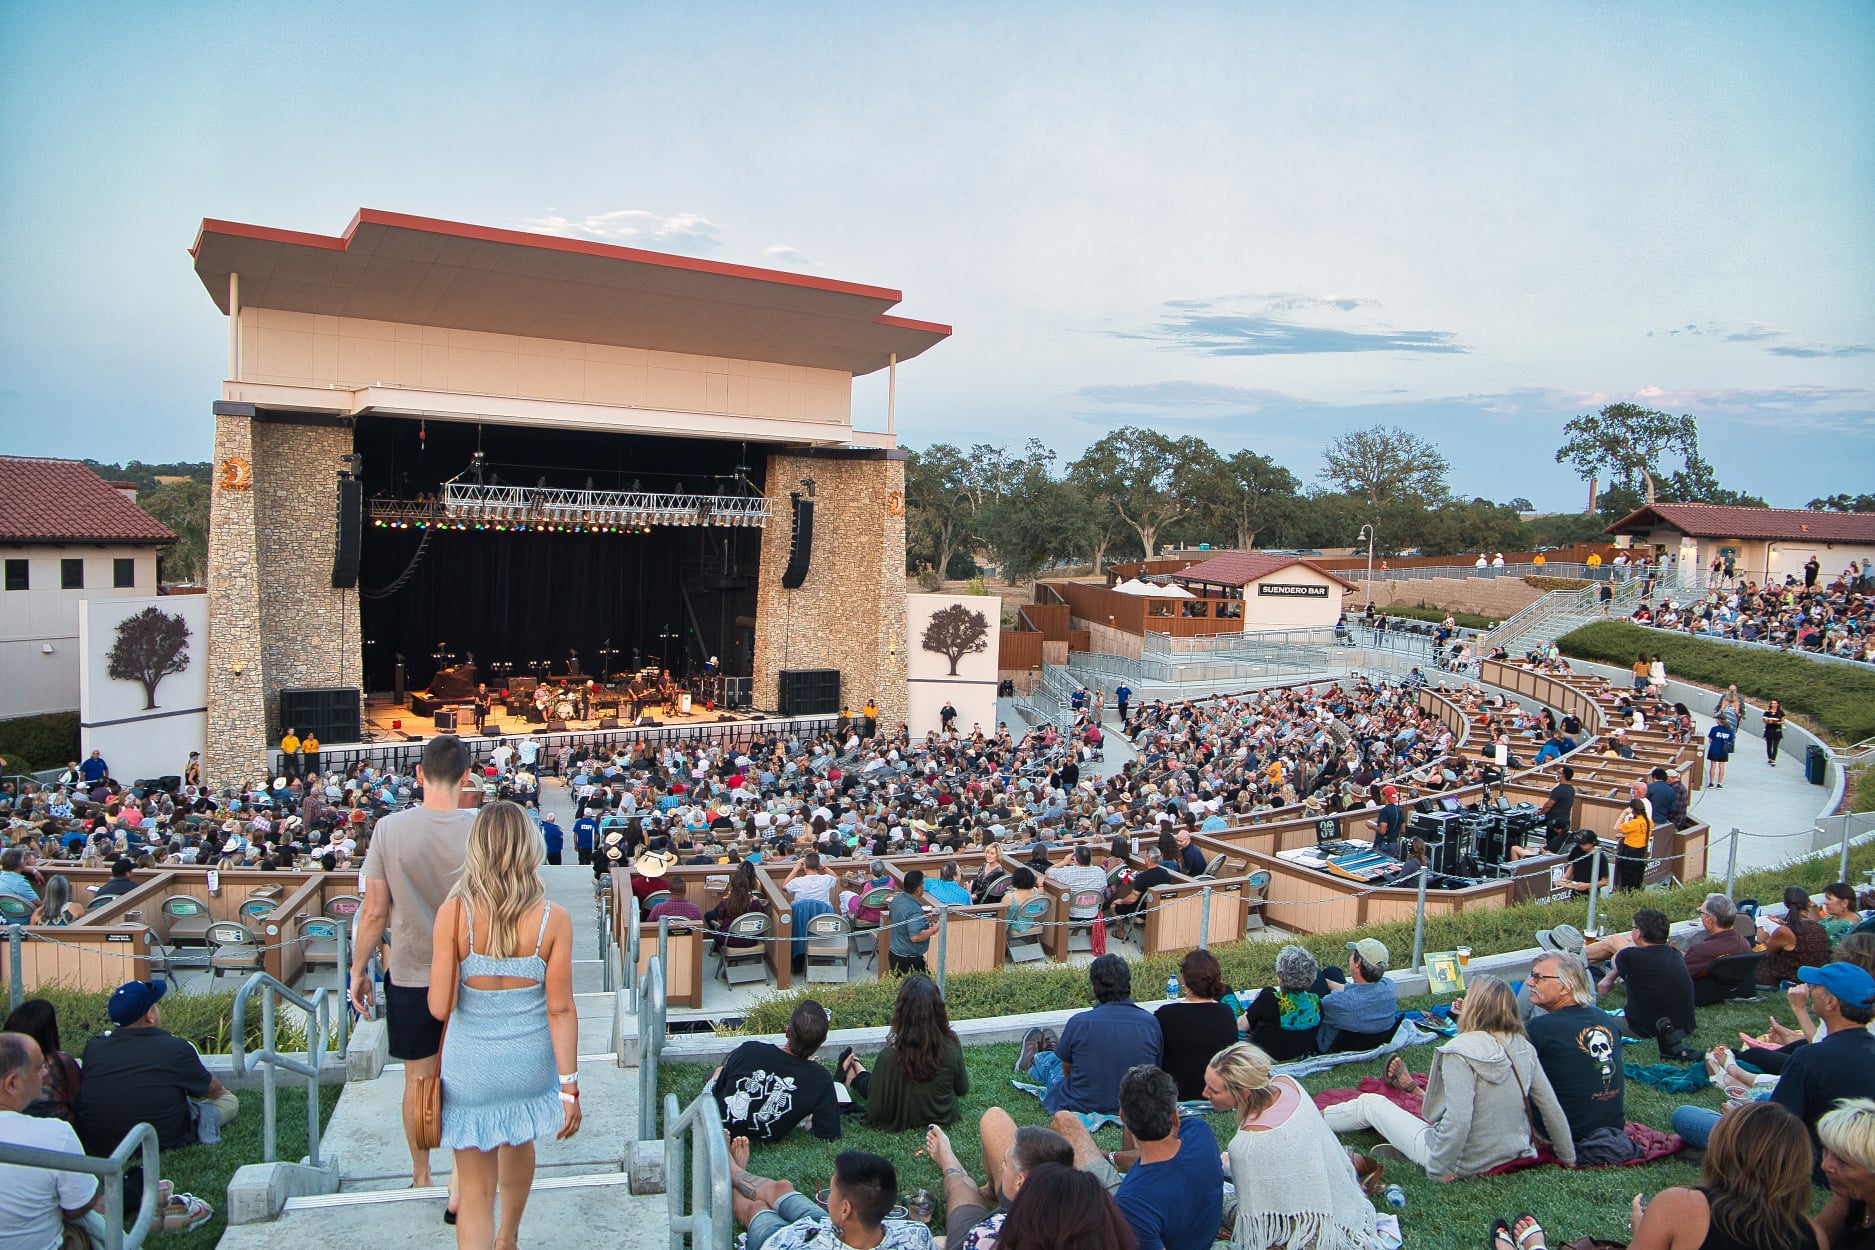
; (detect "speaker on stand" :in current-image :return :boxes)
[781,491,815,590]
[331,474,363,589]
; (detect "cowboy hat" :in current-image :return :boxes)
[634,849,677,877]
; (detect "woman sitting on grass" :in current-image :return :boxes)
[1242,944,1322,1062]
[833,974,967,1131]
[994,1163,1135,1250]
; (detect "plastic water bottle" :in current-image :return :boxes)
[1383,1185,1406,1210]
[1165,975,1179,1000]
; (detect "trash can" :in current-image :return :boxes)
[1806,744,1828,786]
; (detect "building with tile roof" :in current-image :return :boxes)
[1604,502,1875,587]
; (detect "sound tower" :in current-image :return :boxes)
[332,477,363,589]
[780,493,814,590]
[280,687,362,744]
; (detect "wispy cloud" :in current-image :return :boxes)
[1111,293,1466,357]
[1064,379,1316,426]
[762,243,812,269]
[518,209,721,253]
[1645,321,1872,358]
[1765,342,1875,358]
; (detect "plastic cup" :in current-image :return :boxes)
[1456,945,1472,967]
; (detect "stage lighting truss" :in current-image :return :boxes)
[406,482,775,530]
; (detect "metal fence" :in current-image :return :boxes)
[664,1091,733,1250]
[0,1123,160,1250]
[229,966,343,1168]
[638,957,667,1142]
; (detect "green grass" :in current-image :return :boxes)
[158,1082,342,1249]
[1852,767,1875,813]
[1557,620,1875,744]
[5,984,309,1055]
[666,989,1818,1250]
[733,842,1875,1034]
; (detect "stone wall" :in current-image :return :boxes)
[1348,575,1545,622]
[750,451,908,731]
[205,411,360,787]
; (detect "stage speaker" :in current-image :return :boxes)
[434,709,459,732]
[780,495,815,589]
[331,477,363,589]
[718,714,737,723]
[484,724,503,737]
[637,715,661,727]
[599,717,620,730]
[279,686,362,744]
[778,668,840,717]
[548,719,569,732]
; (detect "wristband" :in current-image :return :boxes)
[560,1091,579,1103]
[558,1072,579,1086]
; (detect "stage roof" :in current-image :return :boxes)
[190,209,951,377]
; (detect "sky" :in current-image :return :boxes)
[2,2,1871,511]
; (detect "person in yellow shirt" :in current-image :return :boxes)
[1613,797,1651,893]
[279,727,301,779]
[301,732,321,776]
[861,699,879,737]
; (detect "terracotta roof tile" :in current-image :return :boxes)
[0,457,176,543]
[1166,551,1358,590]
[1606,503,1875,544]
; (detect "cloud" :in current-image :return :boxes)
[1765,342,1875,358]
[1070,380,1312,410]
[762,243,812,269]
[517,209,721,253]
[1111,293,1466,357]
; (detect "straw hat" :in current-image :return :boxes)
[634,849,677,877]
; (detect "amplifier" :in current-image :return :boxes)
[434,709,459,732]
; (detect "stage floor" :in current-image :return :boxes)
[362,693,762,742]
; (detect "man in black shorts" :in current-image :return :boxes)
[350,735,475,1191]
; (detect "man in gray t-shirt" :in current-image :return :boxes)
[349,736,474,1191]
[887,870,937,975]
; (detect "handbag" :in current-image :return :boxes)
[412,1016,447,1151]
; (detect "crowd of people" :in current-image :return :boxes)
[1630,564,1875,664]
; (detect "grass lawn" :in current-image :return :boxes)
[148,1081,342,1249]
[663,987,1827,1250]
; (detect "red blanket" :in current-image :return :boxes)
[1313,1077,1683,1173]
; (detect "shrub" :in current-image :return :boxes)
[1557,620,1875,743]
[1378,603,1496,632]
[1523,575,1591,592]
[1,983,310,1054]
[915,568,944,591]
[0,712,81,775]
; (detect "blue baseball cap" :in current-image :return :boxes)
[1798,962,1875,1008]
[107,979,168,1026]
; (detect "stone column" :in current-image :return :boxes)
[205,407,269,787]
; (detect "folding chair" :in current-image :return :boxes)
[1065,889,1105,953]
[804,913,852,983]
[1242,870,1271,934]
[717,912,770,986]
[1006,896,1052,963]
[161,896,214,945]
[208,922,265,979]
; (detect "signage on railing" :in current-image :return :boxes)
[1257,583,1329,598]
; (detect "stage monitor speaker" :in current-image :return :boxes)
[548,719,569,732]
[780,496,815,589]
[599,717,620,730]
[331,477,363,589]
[279,686,362,744]
[778,668,840,717]
[637,715,661,727]
[718,714,737,723]
[484,724,503,737]
[434,709,459,731]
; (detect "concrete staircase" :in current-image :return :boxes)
[1486,578,1648,654]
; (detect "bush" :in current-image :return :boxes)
[1380,603,1496,631]
[1557,620,1875,743]
[733,840,1875,1033]
[1523,575,1591,592]
[915,568,944,591]
[1853,767,1875,813]
[1,983,309,1054]
[0,712,80,775]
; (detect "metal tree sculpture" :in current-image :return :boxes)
[106,606,192,710]
[921,603,990,676]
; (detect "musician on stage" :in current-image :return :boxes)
[577,681,591,722]
[472,684,491,733]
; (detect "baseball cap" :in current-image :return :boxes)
[108,979,169,1026]
[1536,924,1586,956]
[1381,786,1398,800]
[1798,962,1875,1008]
[1346,938,1391,970]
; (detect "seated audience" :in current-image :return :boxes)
[1153,949,1240,1101]
[1324,975,1575,1178]
[1102,1064,1224,1250]
[726,1143,932,1250]
[1599,908,1698,1059]
[32,874,83,926]
[1318,939,1399,1053]
[995,1163,1137,1250]
[1821,883,1864,943]
[708,1001,841,1143]
[1019,955,1161,1116]
[91,858,139,901]
[1244,944,1323,1061]
[74,980,240,1160]
[1560,830,1612,895]
[1206,1041,1381,1250]
[1816,1098,1875,1250]
[1686,893,1754,1005]
[1761,887,1832,986]
[835,975,967,1131]
[2,999,81,1121]
[925,862,972,907]
[1726,933,1875,1077]
[923,1115,1072,1250]
[647,876,705,923]
[1524,953,1638,1163]
[0,1030,109,1250]
[1002,867,1043,934]
[1770,963,1875,1181]
[1622,1101,1822,1250]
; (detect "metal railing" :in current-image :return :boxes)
[664,1091,734,1250]
[638,957,668,1142]
[624,891,643,1002]
[229,966,343,1167]
[0,1122,160,1250]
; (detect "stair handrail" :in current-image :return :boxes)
[638,956,667,1141]
[229,970,338,1167]
[0,1122,160,1250]
[664,1089,733,1250]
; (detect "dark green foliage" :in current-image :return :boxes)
[0,712,81,774]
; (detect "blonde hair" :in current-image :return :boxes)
[1457,974,1523,1038]
[1818,1097,1875,1174]
[451,801,545,958]
[1208,1041,1280,1120]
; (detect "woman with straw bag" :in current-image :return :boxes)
[428,801,582,1250]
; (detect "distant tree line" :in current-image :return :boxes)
[904,404,1820,582]
[84,459,212,584]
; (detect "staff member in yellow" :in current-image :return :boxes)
[279,727,301,778]
[1613,797,1651,892]
[301,731,321,777]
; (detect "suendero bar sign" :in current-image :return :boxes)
[1257,583,1329,598]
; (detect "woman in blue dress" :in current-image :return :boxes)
[429,800,582,1250]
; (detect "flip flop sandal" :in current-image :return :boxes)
[1384,1056,1416,1091]
[1513,1213,1546,1250]
[1490,1219,1514,1250]
[160,1193,214,1233]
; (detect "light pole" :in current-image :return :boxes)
[1358,524,1376,611]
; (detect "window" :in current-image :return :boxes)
[114,557,135,589]
[61,558,84,589]
[3,559,24,591]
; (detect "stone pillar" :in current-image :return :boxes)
[205,407,268,787]
[751,449,908,732]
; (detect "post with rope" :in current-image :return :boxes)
[1409,867,1429,972]
[1198,886,1213,952]
[934,908,949,996]
[7,924,22,1013]
[1586,845,1605,937]
[1724,827,1740,899]
[1838,815,1854,885]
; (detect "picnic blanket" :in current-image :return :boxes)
[1313,1076,1683,1172]
[1006,1079,1217,1134]
[1627,1062,1710,1094]
[1270,1017,1441,1080]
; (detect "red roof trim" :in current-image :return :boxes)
[192,208,909,304]
[875,312,955,337]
